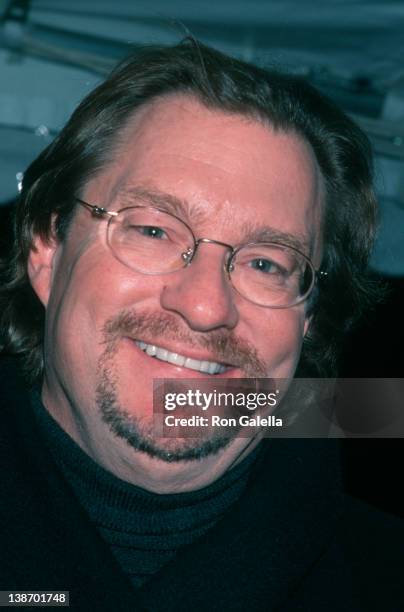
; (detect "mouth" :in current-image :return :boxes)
[134,340,230,375]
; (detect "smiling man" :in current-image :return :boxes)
[32,94,322,493]
[0,40,403,611]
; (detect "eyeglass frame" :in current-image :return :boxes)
[76,197,327,308]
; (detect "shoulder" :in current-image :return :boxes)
[334,495,403,609]
[339,493,404,562]
[0,356,31,406]
[285,495,404,611]
[0,357,38,470]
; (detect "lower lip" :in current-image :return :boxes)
[126,338,240,379]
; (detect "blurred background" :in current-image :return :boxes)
[0,0,403,515]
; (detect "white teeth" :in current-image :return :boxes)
[134,341,227,374]
[208,362,219,375]
[145,344,157,357]
[155,347,168,361]
[167,353,185,367]
[200,361,211,374]
[184,357,201,371]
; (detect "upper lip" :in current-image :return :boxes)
[129,336,236,368]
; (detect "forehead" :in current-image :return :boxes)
[83,95,324,256]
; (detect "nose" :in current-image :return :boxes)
[160,242,239,332]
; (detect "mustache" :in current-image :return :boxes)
[102,309,268,377]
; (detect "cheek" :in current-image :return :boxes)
[46,258,163,365]
[255,309,307,376]
[55,253,158,315]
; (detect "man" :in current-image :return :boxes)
[0,39,402,610]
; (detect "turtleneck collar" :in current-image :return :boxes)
[30,390,264,588]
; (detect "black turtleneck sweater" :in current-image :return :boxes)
[30,391,262,589]
[1,359,403,610]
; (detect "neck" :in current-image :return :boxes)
[41,379,263,493]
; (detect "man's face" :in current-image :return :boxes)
[31,95,323,492]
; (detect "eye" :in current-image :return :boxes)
[249,258,286,275]
[134,225,168,239]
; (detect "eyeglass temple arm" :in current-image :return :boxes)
[76,198,118,217]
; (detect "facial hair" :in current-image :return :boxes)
[95,309,268,463]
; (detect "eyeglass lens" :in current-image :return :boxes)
[107,207,314,307]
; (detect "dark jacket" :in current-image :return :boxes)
[0,358,403,611]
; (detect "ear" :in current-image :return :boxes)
[27,233,59,307]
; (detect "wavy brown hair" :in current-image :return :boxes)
[0,38,380,382]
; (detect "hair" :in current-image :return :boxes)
[0,38,380,382]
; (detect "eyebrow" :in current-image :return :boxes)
[115,185,311,254]
[117,186,193,219]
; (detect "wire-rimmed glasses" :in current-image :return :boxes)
[77,198,323,308]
